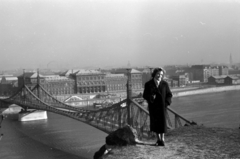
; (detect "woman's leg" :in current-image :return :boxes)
[160,133,165,141]
[155,133,165,146]
[156,133,161,141]
[159,133,165,146]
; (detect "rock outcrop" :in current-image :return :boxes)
[94,125,138,159]
[105,125,138,146]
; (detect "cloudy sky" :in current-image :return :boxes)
[0,0,240,70]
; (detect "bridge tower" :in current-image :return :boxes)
[18,68,48,121]
[22,69,28,111]
[37,69,41,99]
[22,69,25,94]
[126,68,133,126]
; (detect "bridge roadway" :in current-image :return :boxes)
[0,83,195,139]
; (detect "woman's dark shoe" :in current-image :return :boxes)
[160,140,165,146]
[154,140,160,146]
[157,140,165,146]
[155,140,165,146]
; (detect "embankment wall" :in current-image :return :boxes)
[173,85,240,97]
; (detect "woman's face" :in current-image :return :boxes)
[154,71,164,81]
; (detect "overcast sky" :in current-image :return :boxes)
[0,0,240,70]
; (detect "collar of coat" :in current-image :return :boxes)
[151,79,164,87]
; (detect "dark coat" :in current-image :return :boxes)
[143,79,172,133]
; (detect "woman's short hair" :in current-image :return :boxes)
[151,67,165,78]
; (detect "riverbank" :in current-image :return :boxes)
[102,126,240,159]
[134,84,240,98]
[172,84,240,97]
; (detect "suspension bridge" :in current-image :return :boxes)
[0,70,196,139]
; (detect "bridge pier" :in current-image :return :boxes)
[18,109,47,122]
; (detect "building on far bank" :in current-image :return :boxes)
[208,75,240,85]
[164,77,178,88]
[191,65,229,83]
[141,68,152,87]
[225,75,240,85]
[170,73,189,87]
[211,66,219,77]
[111,68,143,91]
[229,69,240,75]
[0,76,18,96]
[130,69,143,90]
[208,75,227,85]
[105,73,127,93]
[18,72,45,89]
[70,69,106,94]
[191,65,211,82]
[18,72,75,95]
[42,76,75,95]
[219,66,229,75]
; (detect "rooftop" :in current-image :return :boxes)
[211,75,228,79]
[75,69,102,75]
[44,76,71,81]
[105,74,125,77]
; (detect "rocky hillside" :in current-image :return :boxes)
[102,126,240,159]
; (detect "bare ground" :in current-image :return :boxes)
[102,126,240,159]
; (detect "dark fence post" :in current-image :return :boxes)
[118,108,122,128]
[126,68,133,126]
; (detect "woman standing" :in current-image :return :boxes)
[143,67,172,146]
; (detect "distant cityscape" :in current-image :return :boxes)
[1,62,240,100]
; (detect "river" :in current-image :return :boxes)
[0,90,240,159]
